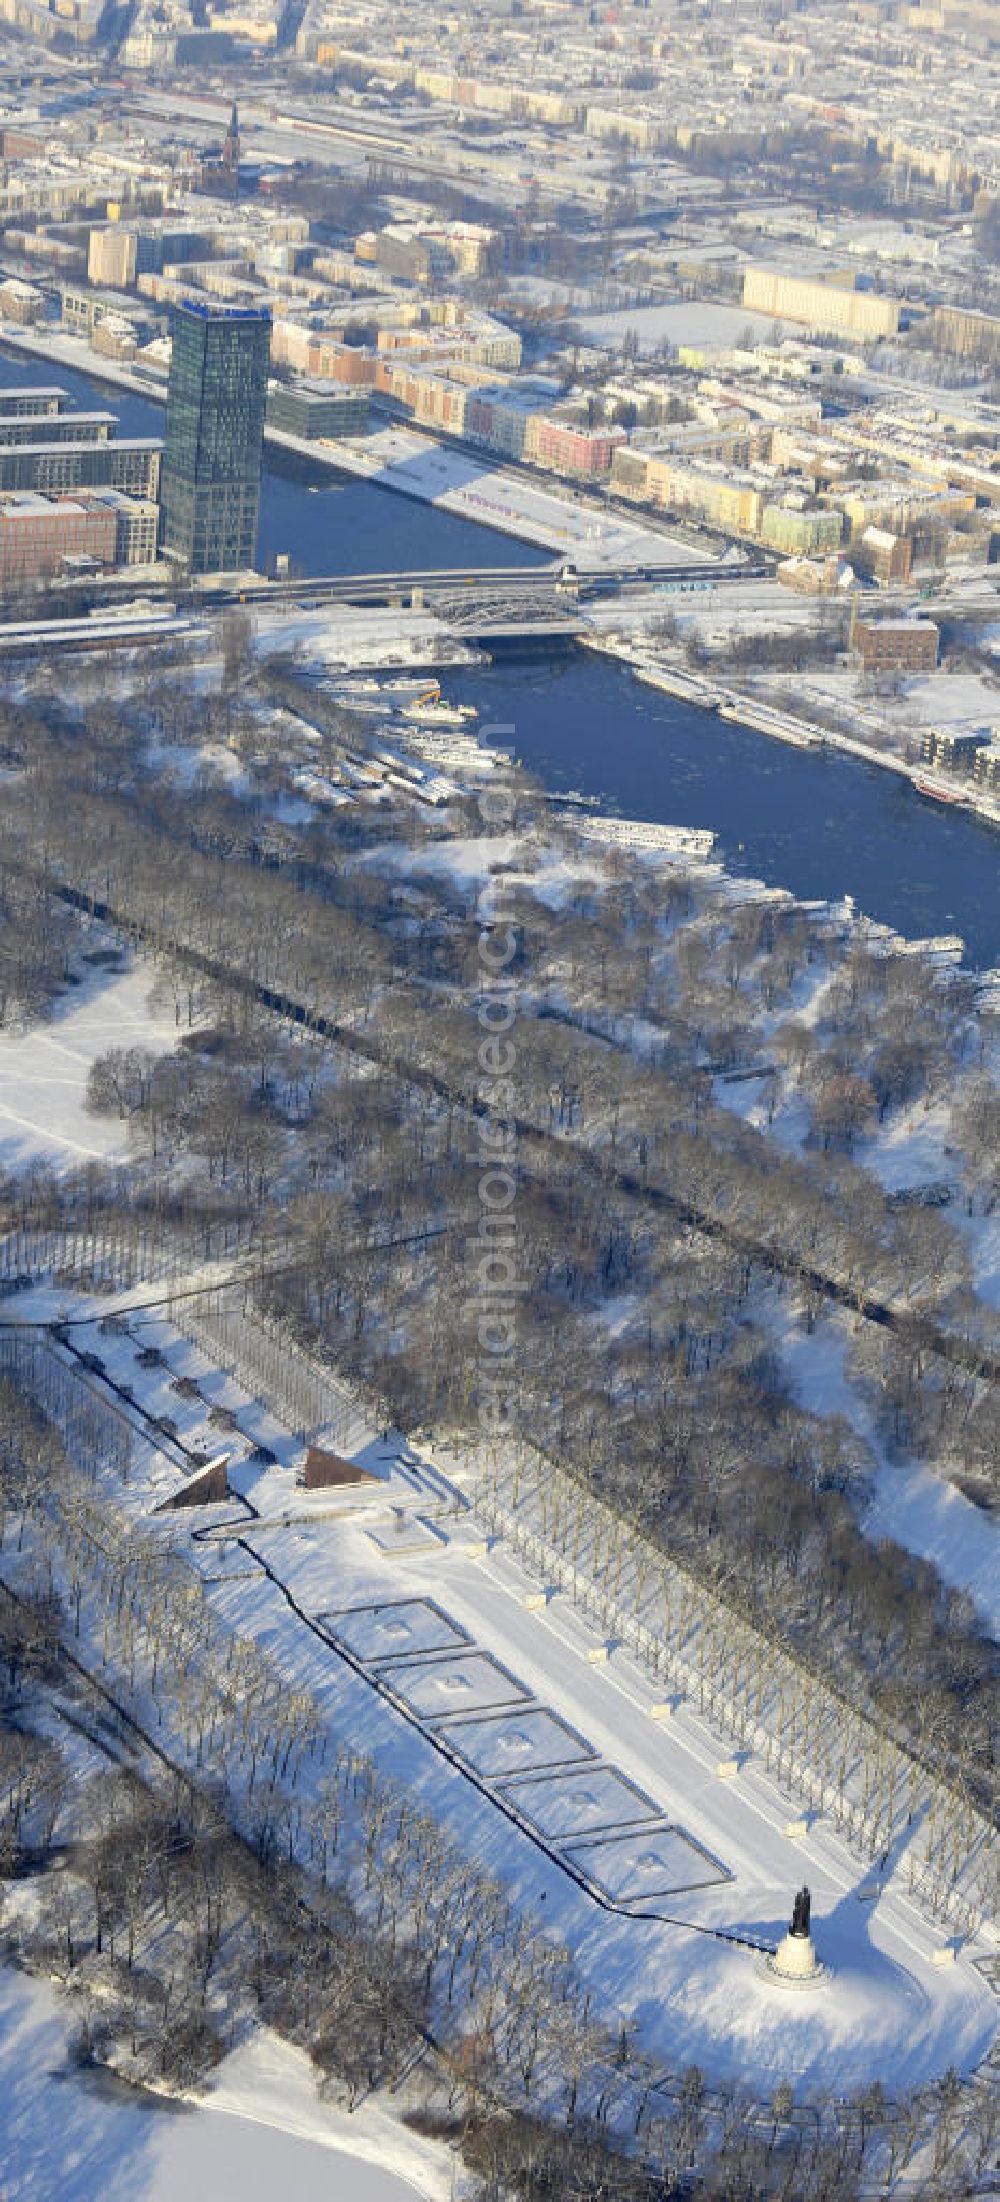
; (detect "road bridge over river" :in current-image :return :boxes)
[0,557,770,657]
[207,555,770,640]
[203,557,768,609]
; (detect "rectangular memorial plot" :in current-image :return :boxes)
[445,1705,596,1778]
[566,1824,732,1903]
[500,1763,663,1841]
[366,1516,445,1557]
[385,1651,531,1721]
[317,1598,470,1664]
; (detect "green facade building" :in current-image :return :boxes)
[265,379,369,441]
[160,300,271,574]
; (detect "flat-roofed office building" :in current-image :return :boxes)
[0,440,161,497]
[160,299,271,574]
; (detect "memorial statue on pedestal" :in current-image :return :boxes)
[763,1883,823,1986]
[790,1885,811,1939]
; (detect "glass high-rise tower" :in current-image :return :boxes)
[160,300,271,575]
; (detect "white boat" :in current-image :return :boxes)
[329,689,394,718]
[402,700,478,728]
[382,677,441,703]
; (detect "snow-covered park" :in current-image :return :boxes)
[0,1968,449,2202]
[0,863,994,2153]
[7,1293,991,2101]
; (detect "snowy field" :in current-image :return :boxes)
[253,600,482,671]
[500,1764,662,1840]
[772,665,1000,754]
[579,301,780,357]
[0,962,179,1172]
[566,1826,730,1906]
[355,832,664,911]
[0,1967,451,2202]
[319,1596,470,1663]
[383,1651,534,1722]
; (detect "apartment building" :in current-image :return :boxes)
[920,728,988,773]
[88,226,138,290]
[742,267,901,341]
[760,502,844,555]
[0,411,114,447]
[0,388,70,420]
[465,386,548,462]
[973,742,1000,792]
[930,304,1000,362]
[0,278,44,324]
[525,416,626,478]
[611,448,765,535]
[89,489,159,566]
[854,527,913,585]
[0,440,162,499]
[265,380,370,439]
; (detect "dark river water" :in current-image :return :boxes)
[4,345,1000,968]
[448,650,1000,969]
[0,348,548,577]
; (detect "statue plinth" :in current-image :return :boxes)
[771,1927,821,1981]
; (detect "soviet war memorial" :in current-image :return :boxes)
[0,1,996,2197]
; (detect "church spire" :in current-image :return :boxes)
[222,102,240,194]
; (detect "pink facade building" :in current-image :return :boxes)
[525,417,627,478]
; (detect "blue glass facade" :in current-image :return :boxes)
[160,300,271,574]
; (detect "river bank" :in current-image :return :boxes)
[9,323,994,838]
[2,336,1000,965]
[444,649,1000,968]
[583,633,1000,840]
[0,320,695,571]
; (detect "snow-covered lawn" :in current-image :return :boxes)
[253,601,481,672]
[0,963,178,1172]
[0,1967,452,2202]
[356,831,620,907]
[579,301,779,356]
[866,1460,1000,1636]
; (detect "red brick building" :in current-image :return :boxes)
[0,493,117,584]
[852,617,939,673]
